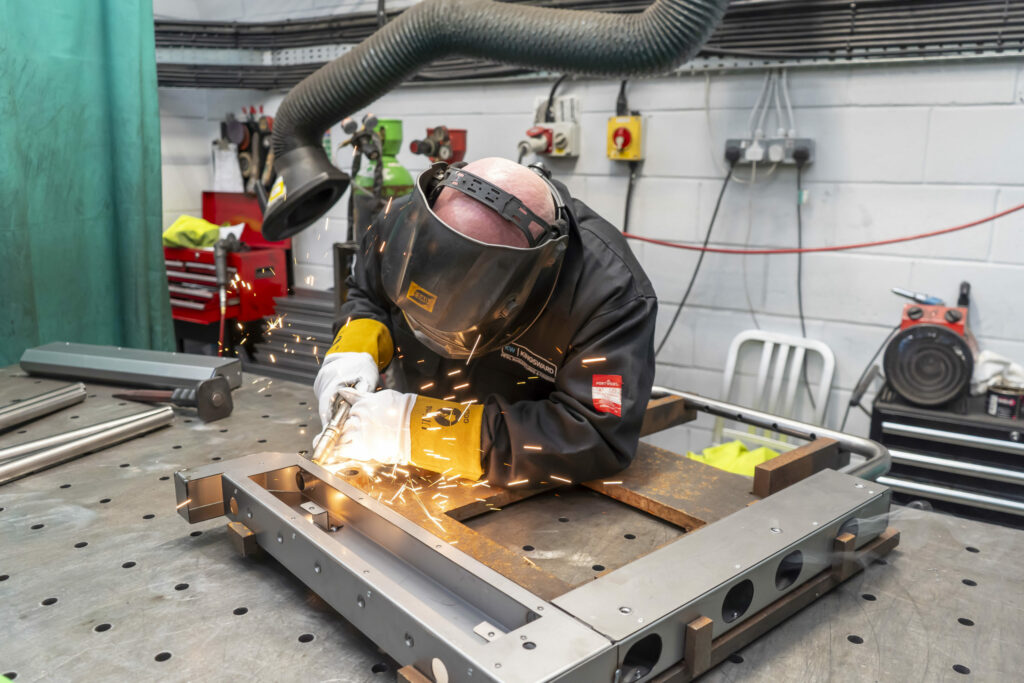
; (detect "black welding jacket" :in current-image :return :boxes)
[338,179,657,486]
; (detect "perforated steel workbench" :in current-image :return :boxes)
[1,369,1021,682]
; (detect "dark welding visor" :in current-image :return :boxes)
[379,162,568,359]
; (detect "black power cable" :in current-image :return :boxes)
[623,161,640,232]
[794,162,816,411]
[545,74,568,122]
[840,325,901,431]
[654,165,734,357]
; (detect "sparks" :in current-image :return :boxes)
[550,475,572,484]
[443,395,456,401]
[523,445,542,451]
[602,480,623,485]
[465,334,481,365]
[420,382,435,390]
[471,480,490,487]
[507,479,529,486]
[384,196,394,215]
[379,240,386,253]
[447,369,462,376]
[452,383,469,391]
[176,498,192,509]
[269,353,277,363]
[582,356,606,364]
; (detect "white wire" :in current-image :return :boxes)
[781,69,797,137]
[772,70,786,137]
[746,72,772,138]
[755,72,775,139]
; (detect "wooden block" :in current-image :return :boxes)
[831,532,857,582]
[683,616,714,679]
[227,521,261,558]
[397,665,432,683]
[752,438,847,498]
[640,395,697,437]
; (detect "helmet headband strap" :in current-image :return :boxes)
[434,166,553,247]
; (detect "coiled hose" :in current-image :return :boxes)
[263,0,730,240]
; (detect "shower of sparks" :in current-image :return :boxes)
[384,196,394,215]
[507,479,529,486]
[447,369,462,377]
[420,382,435,390]
[465,335,481,365]
[550,475,572,484]
[443,395,456,401]
[452,383,469,391]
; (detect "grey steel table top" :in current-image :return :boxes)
[1,368,1022,682]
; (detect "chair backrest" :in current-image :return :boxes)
[713,330,835,449]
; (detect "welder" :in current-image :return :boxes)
[313,157,656,486]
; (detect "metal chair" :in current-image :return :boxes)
[712,330,835,451]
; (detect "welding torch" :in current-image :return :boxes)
[311,389,355,464]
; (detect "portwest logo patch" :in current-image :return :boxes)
[406,281,437,313]
[500,344,557,382]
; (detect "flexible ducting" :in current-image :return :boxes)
[263,0,730,240]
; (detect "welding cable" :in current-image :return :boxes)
[652,169,732,357]
[623,200,1024,255]
[840,325,901,432]
[622,160,640,233]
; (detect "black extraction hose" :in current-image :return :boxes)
[262,0,730,240]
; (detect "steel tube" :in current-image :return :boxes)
[889,449,1024,486]
[651,386,891,480]
[0,407,174,485]
[0,410,171,464]
[0,383,87,431]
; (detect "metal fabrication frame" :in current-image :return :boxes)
[175,391,895,682]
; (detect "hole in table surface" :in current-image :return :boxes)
[30,524,44,530]
[962,579,977,587]
[41,597,58,606]
[159,476,170,481]
[190,531,203,537]
[122,561,136,569]
[74,542,88,549]
[624,533,636,540]
[233,607,248,615]
[212,456,222,461]
[847,635,864,644]
[94,623,112,632]
[119,464,130,468]
[100,499,111,504]
[143,514,155,520]
[371,663,389,674]
[522,545,534,551]
[298,633,314,643]
[154,652,171,662]
[59,484,71,489]
[257,439,267,443]
[592,564,605,572]
[172,445,182,450]
[965,546,980,553]
[953,664,971,675]
[958,617,975,626]
[727,654,744,664]
[862,593,876,601]
[174,583,189,591]
[3,672,16,680]
[0,575,9,581]
[558,517,569,523]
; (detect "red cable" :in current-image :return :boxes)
[623,201,1024,255]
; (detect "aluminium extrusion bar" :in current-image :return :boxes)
[0,383,87,431]
[20,342,241,390]
[0,407,174,485]
[651,387,891,481]
[0,410,173,463]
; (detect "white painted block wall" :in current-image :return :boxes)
[156,11,1024,446]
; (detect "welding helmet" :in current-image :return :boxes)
[378,162,569,359]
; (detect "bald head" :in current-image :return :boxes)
[433,157,555,247]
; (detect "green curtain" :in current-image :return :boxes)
[0,0,173,366]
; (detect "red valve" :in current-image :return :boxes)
[613,127,632,151]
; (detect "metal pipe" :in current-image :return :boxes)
[0,407,174,486]
[0,410,170,463]
[881,421,1024,456]
[0,383,87,431]
[877,475,1024,517]
[651,386,891,480]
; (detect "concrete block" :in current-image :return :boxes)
[847,63,1018,105]
[825,183,997,260]
[988,188,1024,265]
[158,88,207,120]
[925,106,1024,185]
[160,116,218,165]
[794,107,930,183]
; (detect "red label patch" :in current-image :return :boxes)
[592,375,622,416]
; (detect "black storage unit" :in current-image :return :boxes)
[870,386,1024,528]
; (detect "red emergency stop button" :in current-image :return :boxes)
[613,127,632,151]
